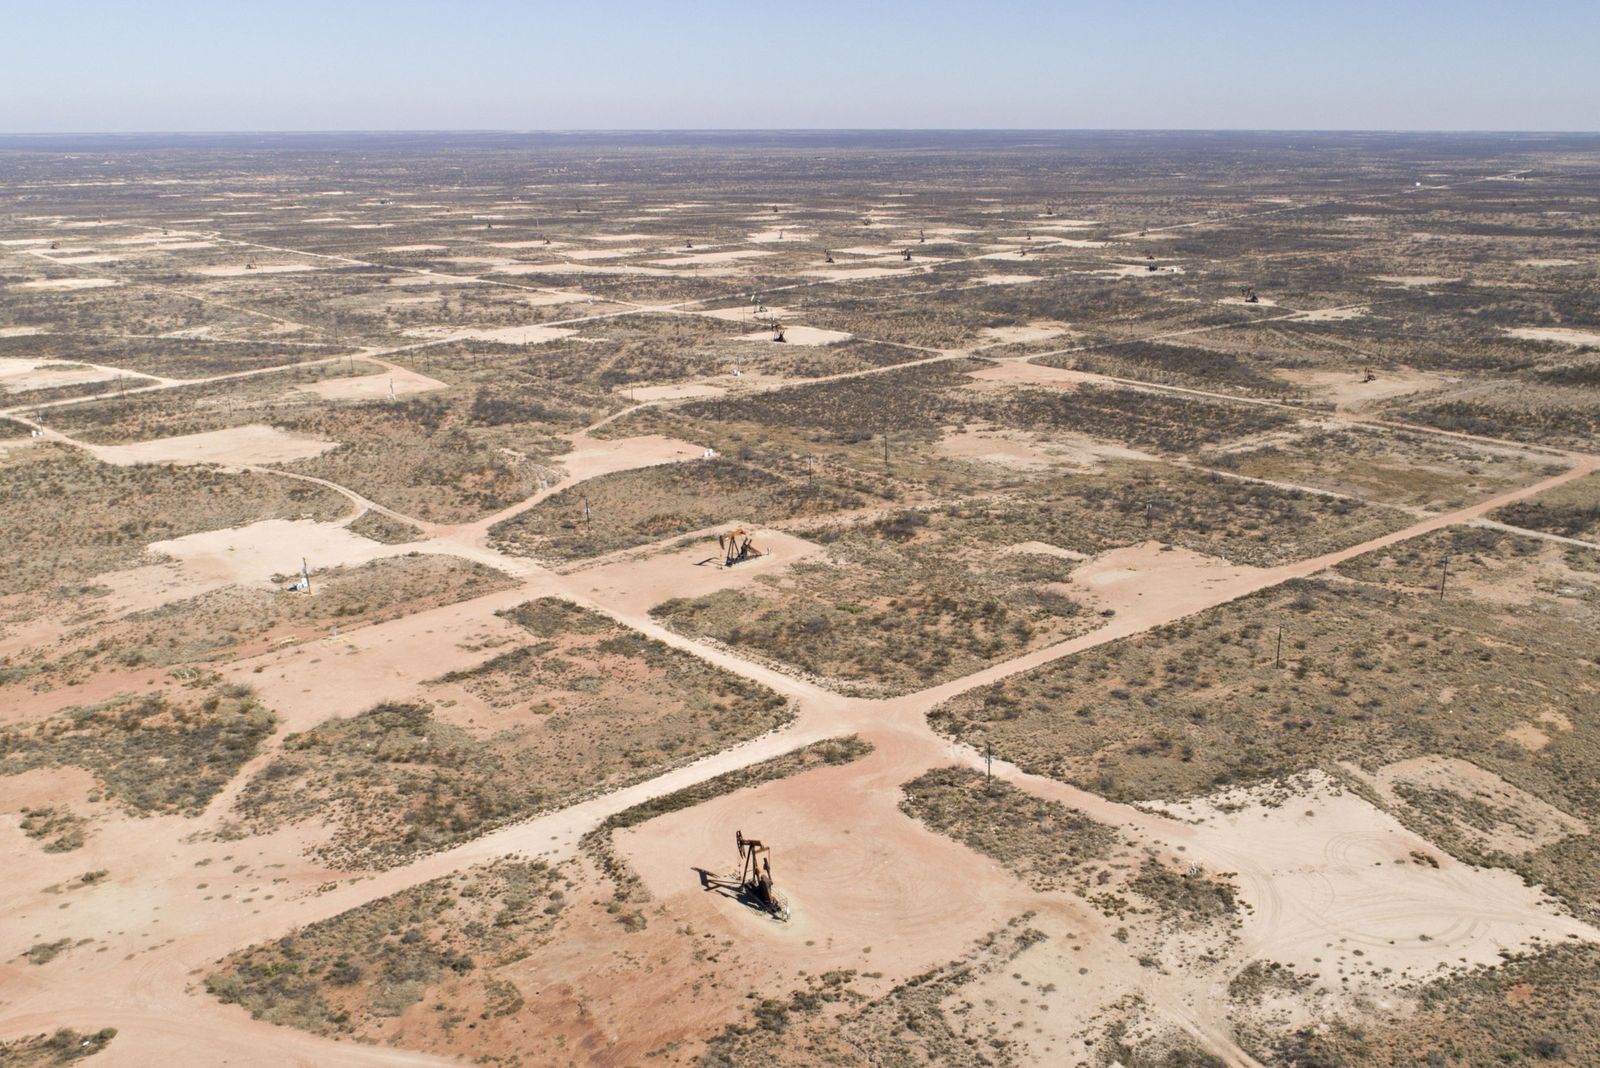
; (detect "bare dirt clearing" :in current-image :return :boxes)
[88,424,338,467]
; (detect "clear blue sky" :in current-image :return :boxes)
[3,0,1596,132]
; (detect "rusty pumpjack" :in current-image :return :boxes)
[1240,285,1260,304]
[717,528,763,566]
[729,831,784,916]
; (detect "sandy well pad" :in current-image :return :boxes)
[571,528,823,616]
[974,273,1043,285]
[234,585,534,732]
[401,325,576,345]
[978,321,1070,345]
[649,249,777,267]
[622,383,727,402]
[697,305,795,323]
[87,424,338,467]
[0,358,121,393]
[938,427,1155,470]
[615,745,1022,978]
[801,266,915,281]
[13,278,120,290]
[738,325,852,345]
[191,264,323,277]
[1069,541,1268,614]
[1506,326,1600,347]
[296,367,448,401]
[1150,772,1596,988]
[1345,756,1587,856]
[1272,366,1450,410]
[147,518,395,590]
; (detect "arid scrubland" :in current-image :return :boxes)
[2,131,1600,1067]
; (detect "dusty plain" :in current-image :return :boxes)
[3,131,1600,1067]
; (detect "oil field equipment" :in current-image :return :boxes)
[717,528,763,566]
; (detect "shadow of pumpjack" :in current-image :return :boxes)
[693,830,789,920]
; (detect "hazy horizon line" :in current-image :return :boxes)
[4,127,1599,137]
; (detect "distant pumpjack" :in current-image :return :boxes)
[771,323,786,343]
[717,528,763,565]
[824,251,835,264]
[902,248,912,261]
[1240,286,1260,304]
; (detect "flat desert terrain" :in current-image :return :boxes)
[3,131,1600,1067]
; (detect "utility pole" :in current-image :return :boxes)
[1439,556,1449,600]
[984,737,993,782]
[1275,624,1283,668]
[882,432,890,471]
[582,496,591,527]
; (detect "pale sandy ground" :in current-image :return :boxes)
[240,586,536,731]
[45,254,120,265]
[1145,771,1591,993]
[937,426,1157,470]
[1293,305,1369,322]
[295,367,448,401]
[566,528,824,616]
[500,262,719,278]
[3,250,1598,1068]
[191,264,323,277]
[1095,263,1186,277]
[0,358,124,393]
[86,425,338,467]
[380,244,448,252]
[834,244,904,256]
[696,304,794,322]
[13,277,120,290]
[564,247,647,260]
[138,240,215,251]
[1518,258,1579,267]
[964,361,1101,389]
[621,383,725,402]
[746,229,815,243]
[801,265,915,281]
[1067,541,1268,611]
[975,273,1043,285]
[1031,218,1098,229]
[0,327,47,338]
[486,240,572,251]
[978,320,1071,345]
[587,233,654,241]
[738,325,851,345]
[431,255,518,267]
[1506,326,1600,347]
[383,273,475,286]
[1032,237,1108,248]
[2,456,1597,1068]
[1001,540,1090,561]
[147,518,395,590]
[1344,756,1587,856]
[648,249,775,266]
[1272,367,1452,411]
[400,324,575,345]
[1374,274,1458,287]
